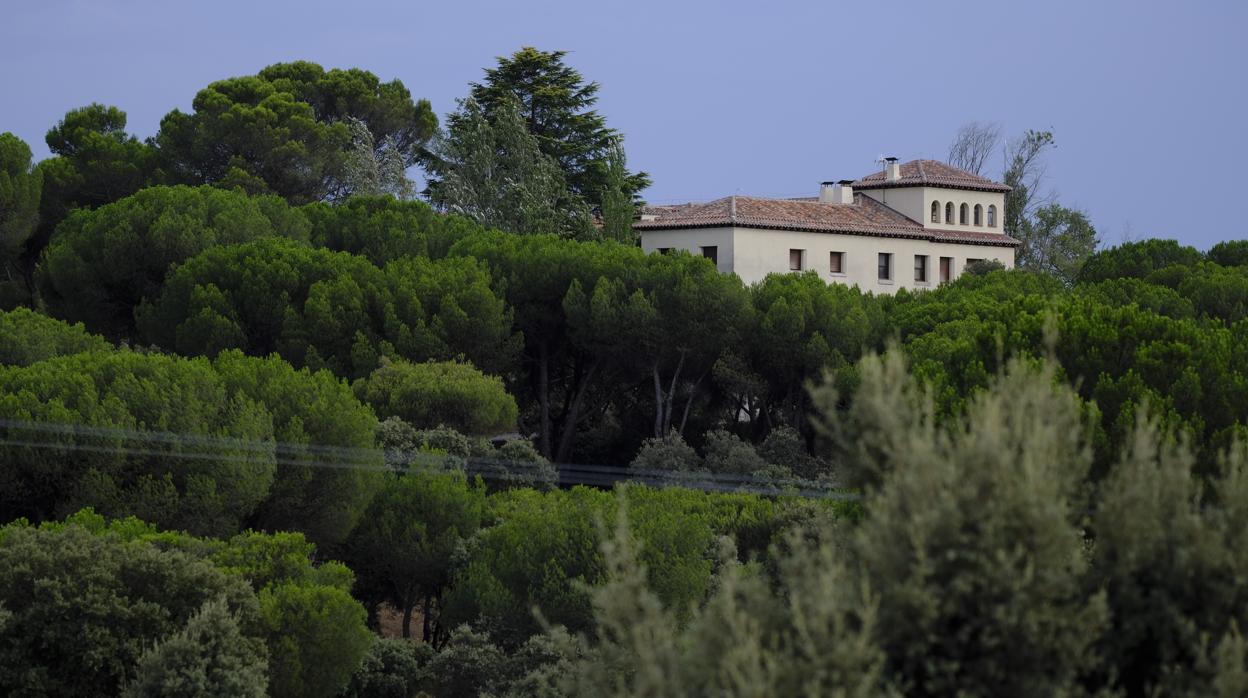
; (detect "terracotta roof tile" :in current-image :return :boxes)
[636,193,1020,247]
[852,159,1011,192]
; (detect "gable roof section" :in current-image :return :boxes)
[636,194,1020,247]
[852,159,1011,193]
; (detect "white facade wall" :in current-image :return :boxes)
[639,226,1016,293]
[862,186,1008,233]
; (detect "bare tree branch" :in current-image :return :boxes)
[947,122,1003,176]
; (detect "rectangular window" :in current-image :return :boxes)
[878,252,892,281]
[939,256,952,283]
[790,249,804,271]
[967,257,983,266]
[914,254,928,282]
[657,247,673,255]
[829,251,844,274]
[701,245,718,266]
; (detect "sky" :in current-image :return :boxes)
[3,0,1246,250]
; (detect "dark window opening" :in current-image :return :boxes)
[790,249,804,271]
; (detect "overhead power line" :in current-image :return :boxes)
[0,419,856,500]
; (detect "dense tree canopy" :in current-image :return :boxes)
[0,309,381,546]
[353,358,518,436]
[124,597,269,698]
[428,96,592,237]
[0,133,41,304]
[137,237,517,378]
[344,470,486,643]
[38,185,308,338]
[0,307,110,366]
[0,350,277,535]
[154,62,435,204]
[0,520,258,697]
[28,105,157,284]
[1015,203,1099,284]
[0,511,373,698]
[302,195,482,265]
[467,47,650,208]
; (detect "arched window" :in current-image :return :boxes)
[945,202,954,224]
[987,205,997,227]
[973,204,983,226]
[959,203,969,225]
[931,201,940,223]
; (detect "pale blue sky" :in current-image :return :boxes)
[3,0,1245,249]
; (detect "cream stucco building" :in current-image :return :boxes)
[636,158,1020,292]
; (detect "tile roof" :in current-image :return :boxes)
[852,159,1011,192]
[636,194,1021,247]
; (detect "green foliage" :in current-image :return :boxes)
[1002,128,1054,236]
[493,438,558,491]
[963,258,1006,276]
[124,597,269,698]
[758,426,829,480]
[444,486,612,642]
[731,271,883,440]
[847,355,1106,695]
[0,350,277,535]
[572,356,1134,696]
[419,625,569,698]
[1015,203,1098,284]
[630,431,701,472]
[0,307,110,365]
[340,639,426,698]
[339,117,413,199]
[450,230,647,460]
[467,46,650,209]
[1209,239,1248,267]
[259,582,373,698]
[442,483,806,647]
[598,140,636,243]
[2,510,372,698]
[1089,419,1248,696]
[29,105,156,285]
[155,61,435,204]
[561,516,892,697]
[344,470,486,642]
[137,237,517,378]
[1078,238,1204,283]
[38,185,308,338]
[0,338,380,547]
[42,104,155,207]
[254,61,436,171]
[353,357,518,435]
[211,350,381,549]
[0,132,41,304]
[302,195,483,265]
[0,523,256,698]
[702,429,769,475]
[429,96,592,237]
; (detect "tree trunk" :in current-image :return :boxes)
[661,352,687,434]
[555,360,600,463]
[538,342,552,458]
[401,600,413,639]
[422,595,433,644]
[677,368,709,436]
[652,366,665,438]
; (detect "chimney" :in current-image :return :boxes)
[883,156,901,182]
[819,180,855,204]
